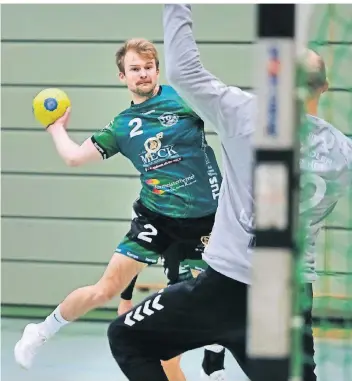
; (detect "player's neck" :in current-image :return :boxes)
[131,85,160,105]
[305,97,319,116]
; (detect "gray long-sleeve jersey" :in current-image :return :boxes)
[163,4,352,284]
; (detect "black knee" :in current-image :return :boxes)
[107,318,131,365]
[107,318,168,381]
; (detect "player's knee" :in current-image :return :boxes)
[107,319,131,364]
[161,355,181,369]
[107,320,123,356]
[91,283,116,305]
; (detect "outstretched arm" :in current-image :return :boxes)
[163,4,255,138]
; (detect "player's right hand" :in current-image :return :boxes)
[47,107,71,132]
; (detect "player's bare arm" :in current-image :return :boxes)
[47,108,103,167]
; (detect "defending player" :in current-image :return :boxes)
[14,38,223,380]
[106,5,352,381]
[119,261,227,380]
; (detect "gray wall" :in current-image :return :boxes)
[2,4,351,316]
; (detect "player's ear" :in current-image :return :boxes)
[155,66,160,77]
[118,72,126,84]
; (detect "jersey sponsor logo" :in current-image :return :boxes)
[146,174,197,195]
[158,112,179,127]
[201,235,210,246]
[140,133,182,171]
[144,132,163,159]
[300,144,333,171]
[304,130,335,154]
[145,179,165,195]
[300,157,332,171]
[300,129,335,170]
[195,234,211,254]
[201,131,221,200]
[178,264,190,275]
[126,251,139,260]
[207,167,220,200]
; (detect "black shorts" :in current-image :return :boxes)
[117,199,215,284]
[109,267,316,381]
[109,267,249,381]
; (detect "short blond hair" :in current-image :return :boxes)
[116,38,160,74]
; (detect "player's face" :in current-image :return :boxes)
[120,50,159,97]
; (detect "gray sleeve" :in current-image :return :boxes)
[163,4,255,138]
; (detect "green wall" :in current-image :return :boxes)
[1,4,351,318]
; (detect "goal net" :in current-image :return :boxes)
[298,4,352,381]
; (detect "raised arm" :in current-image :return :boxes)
[47,108,118,166]
[163,4,255,138]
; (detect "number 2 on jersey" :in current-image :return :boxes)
[129,118,143,138]
[300,173,327,213]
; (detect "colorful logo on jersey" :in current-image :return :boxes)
[146,174,197,195]
[158,112,179,127]
[140,133,182,171]
[144,132,163,159]
[146,179,165,195]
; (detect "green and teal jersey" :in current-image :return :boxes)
[91,85,222,219]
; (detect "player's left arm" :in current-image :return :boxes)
[163,4,255,139]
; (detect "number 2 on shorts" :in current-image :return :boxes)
[138,224,158,243]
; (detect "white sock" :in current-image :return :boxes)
[38,305,70,338]
[204,344,224,353]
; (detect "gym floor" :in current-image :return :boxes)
[2,318,351,381]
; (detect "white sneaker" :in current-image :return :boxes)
[200,369,226,381]
[14,323,47,369]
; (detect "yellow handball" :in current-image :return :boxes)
[32,88,71,127]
